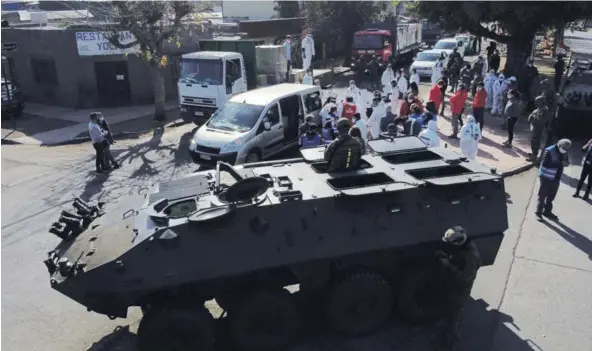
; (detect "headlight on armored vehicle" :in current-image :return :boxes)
[220,137,243,154]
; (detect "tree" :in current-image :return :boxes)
[100,1,201,121]
[408,1,592,76]
[274,1,301,19]
[304,1,389,65]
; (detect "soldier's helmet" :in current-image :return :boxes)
[443,226,467,246]
[336,118,351,130]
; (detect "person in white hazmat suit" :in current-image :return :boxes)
[431,58,444,85]
[484,70,496,109]
[366,96,386,139]
[302,71,313,85]
[396,70,408,95]
[418,120,441,147]
[459,115,482,160]
[301,33,315,73]
[410,68,420,87]
[387,79,400,106]
[345,80,362,105]
[491,73,505,115]
[381,64,396,94]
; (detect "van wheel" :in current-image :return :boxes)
[245,150,261,163]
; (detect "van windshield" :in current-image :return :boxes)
[179,58,223,85]
[206,102,264,133]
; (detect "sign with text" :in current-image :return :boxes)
[75,31,139,56]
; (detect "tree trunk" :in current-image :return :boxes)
[504,41,530,78]
[152,66,166,121]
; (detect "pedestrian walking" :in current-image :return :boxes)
[88,113,108,174]
[283,35,293,82]
[448,84,468,139]
[435,226,481,351]
[429,80,444,113]
[439,74,449,116]
[536,139,572,221]
[472,82,487,131]
[484,70,495,110]
[573,138,592,200]
[410,68,420,87]
[503,89,522,148]
[491,73,505,115]
[431,55,445,84]
[96,112,120,169]
[449,58,462,93]
[553,55,566,92]
[526,96,550,161]
[459,115,482,160]
[489,50,501,73]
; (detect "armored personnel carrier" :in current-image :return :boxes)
[44,136,508,351]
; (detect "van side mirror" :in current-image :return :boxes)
[458,41,463,47]
[263,121,271,131]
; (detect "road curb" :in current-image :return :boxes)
[39,120,190,147]
[501,162,535,178]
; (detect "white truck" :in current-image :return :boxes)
[178,51,248,125]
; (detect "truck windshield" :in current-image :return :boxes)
[206,102,264,133]
[179,58,223,85]
[434,41,457,50]
[353,35,385,50]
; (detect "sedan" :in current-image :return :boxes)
[410,50,449,78]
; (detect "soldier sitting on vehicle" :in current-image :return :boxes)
[324,118,363,172]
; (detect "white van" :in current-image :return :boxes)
[189,84,323,166]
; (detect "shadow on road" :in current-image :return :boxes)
[543,219,592,260]
[85,297,535,351]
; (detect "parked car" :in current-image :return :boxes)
[432,38,465,58]
[410,50,449,78]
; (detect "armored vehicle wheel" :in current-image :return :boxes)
[325,271,394,336]
[228,288,301,351]
[397,265,449,324]
[137,305,215,351]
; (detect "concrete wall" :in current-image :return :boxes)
[0,25,212,108]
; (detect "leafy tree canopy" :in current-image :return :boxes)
[408,1,592,44]
[305,1,390,63]
[274,1,302,19]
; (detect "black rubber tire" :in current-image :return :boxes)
[137,305,215,351]
[397,265,450,324]
[245,150,261,164]
[228,288,301,351]
[325,271,394,336]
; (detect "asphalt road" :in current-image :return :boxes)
[1,124,540,351]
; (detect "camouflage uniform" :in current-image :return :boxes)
[324,118,363,172]
[527,96,550,160]
[437,226,482,350]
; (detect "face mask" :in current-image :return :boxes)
[558,147,567,154]
[349,84,355,88]
[408,99,413,103]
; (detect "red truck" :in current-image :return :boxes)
[351,22,423,74]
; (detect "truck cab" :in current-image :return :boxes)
[351,28,394,69]
[178,51,247,125]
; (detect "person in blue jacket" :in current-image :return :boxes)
[536,138,571,221]
[300,125,323,149]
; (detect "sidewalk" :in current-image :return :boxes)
[491,141,592,351]
[1,101,179,146]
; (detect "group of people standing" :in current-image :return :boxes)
[88,112,120,174]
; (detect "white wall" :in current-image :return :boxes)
[221,0,276,20]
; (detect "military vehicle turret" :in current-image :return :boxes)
[44,136,508,351]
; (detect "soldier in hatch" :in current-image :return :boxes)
[324,118,363,172]
[435,226,481,351]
